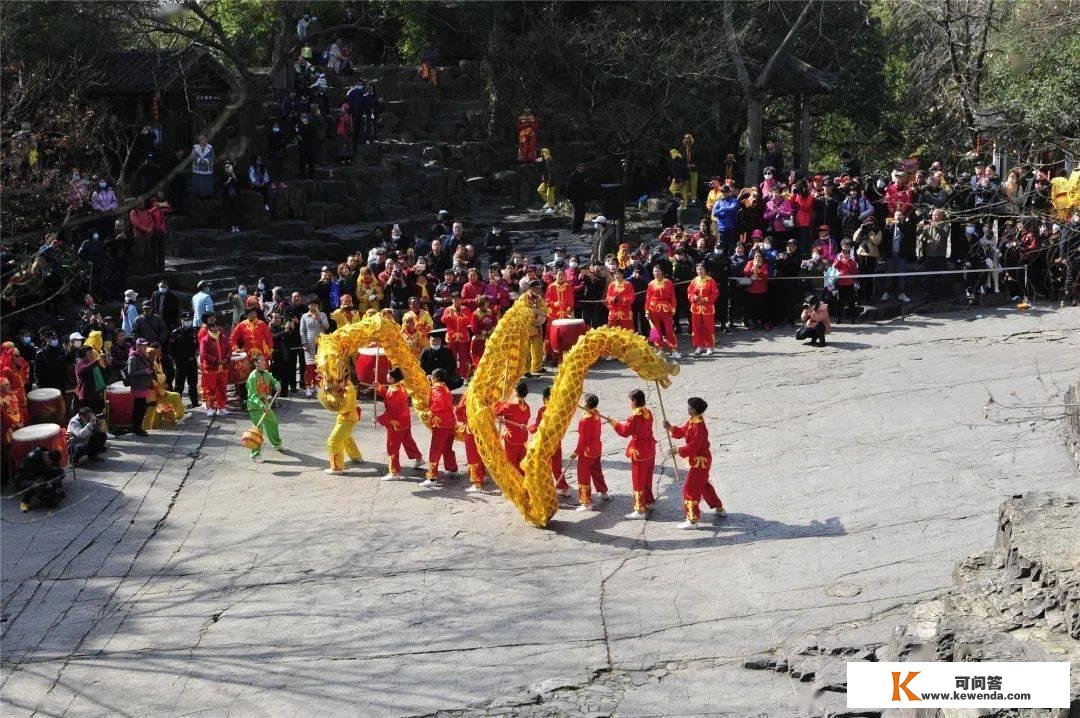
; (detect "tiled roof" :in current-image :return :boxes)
[96,48,221,93]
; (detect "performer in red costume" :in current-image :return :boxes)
[604,271,635,331]
[664,396,724,528]
[688,263,719,355]
[456,397,487,492]
[198,317,231,415]
[230,306,274,358]
[610,389,657,518]
[572,393,607,510]
[544,267,575,319]
[441,292,472,379]
[645,265,680,358]
[516,109,539,163]
[422,368,458,487]
[528,386,568,497]
[494,381,531,469]
[375,367,424,480]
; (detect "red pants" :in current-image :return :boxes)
[630,459,656,513]
[691,312,715,348]
[683,466,722,521]
[304,363,317,388]
[450,341,471,378]
[426,427,458,478]
[463,432,486,486]
[470,338,486,369]
[504,441,526,469]
[387,429,422,475]
[607,311,634,331]
[576,456,607,506]
[648,312,677,350]
[200,368,228,409]
[552,448,567,491]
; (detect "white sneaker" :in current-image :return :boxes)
[597,492,610,501]
[670,351,682,360]
[216,408,230,416]
[965,288,973,299]
[419,478,438,488]
[413,458,426,469]
[677,520,698,530]
[464,485,482,493]
[264,204,271,212]
[704,348,713,356]
[324,468,345,475]
[382,473,402,481]
[625,511,647,520]
[898,293,911,303]
[880,291,891,301]
[575,504,593,512]
[306,388,315,399]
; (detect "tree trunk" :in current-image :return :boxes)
[744,96,763,186]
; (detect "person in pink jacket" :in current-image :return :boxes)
[796,294,831,346]
[762,184,793,244]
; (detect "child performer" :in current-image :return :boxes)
[375,367,424,480]
[571,393,607,511]
[663,396,725,529]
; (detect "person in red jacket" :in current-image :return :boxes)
[422,368,458,486]
[230,306,274,359]
[572,393,607,510]
[742,249,771,330]
[460,268,485,312]
[494,381,531,469]
[544,267,575,319]
[529,386,568,497]
[664,396,724,528]
[610,389,657,518]
[789,182,816,253]
[198,319,231,415]
[455,396,488,492]
[147,194,170,272]
[831,238,859,323]
[688,263,719,355]
[375,367,424,480]
[441,292,472,379]
[469,295,496,368]
[605,272,635,331]
[645,265,680,358]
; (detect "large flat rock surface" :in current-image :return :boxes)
[2,306,1078,717]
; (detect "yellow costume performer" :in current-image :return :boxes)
[143,354,185,430]
[323,381,362,474]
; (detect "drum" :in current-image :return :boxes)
[27,388,65,425]
[548,318,588,353]
[9,423,69,471]
[105,382,133,430]
[354,346,389,386]
[228,352,251,384]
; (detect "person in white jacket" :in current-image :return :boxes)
[299,296,329,398]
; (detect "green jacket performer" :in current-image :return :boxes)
[246,354,283,461]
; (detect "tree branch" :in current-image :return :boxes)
[755,0,816,89]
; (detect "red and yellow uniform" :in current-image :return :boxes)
[645,278,677,350]
[426,381,458,479]
[376,382,422,476]
[330,306,362,327]
[574,408,607,506]
[461,280,485,312]
[610,406,657,513]
[688,275,719,348]
[494,397,531,468]
[455,399,485,488]
[198,329,231,410]
[401,319,425,360]
[469,307,496,367]
[441,306,472,378]
[229,317,273,359]
[0,376,26,455]
[528,404,566,493]
[402,308,434,337]
[544,280,575,320]
[616,244,632,270]
[670,416,722,522]
[355,275,383,314]
[605,277,635,331]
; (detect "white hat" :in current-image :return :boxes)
[124,289,137,301]
[594,216,608,225]
[69,332,85,341]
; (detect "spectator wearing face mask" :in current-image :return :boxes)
[229,285,250,327]
[191,135,215,198]
[90,177,119,239]
[121,289,139,335]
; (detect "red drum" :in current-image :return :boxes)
[548,318,588,352]
[106,382,133,430]
[228,352,251,384]
[354,346,389,386]
[9,423,69,471]
[27,388,65,426]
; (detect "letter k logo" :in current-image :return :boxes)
[891,671,921,701]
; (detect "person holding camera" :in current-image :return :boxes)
[796,294,831,346]
[67,405,108,464]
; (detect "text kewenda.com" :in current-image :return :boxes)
[918,692,1032,701]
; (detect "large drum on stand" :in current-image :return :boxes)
[228,352,251,384]
[105,382,133,431]
[548,318,588,355]
[355,346,389,386]
[27,388,65,425]
[9,423,69,471]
